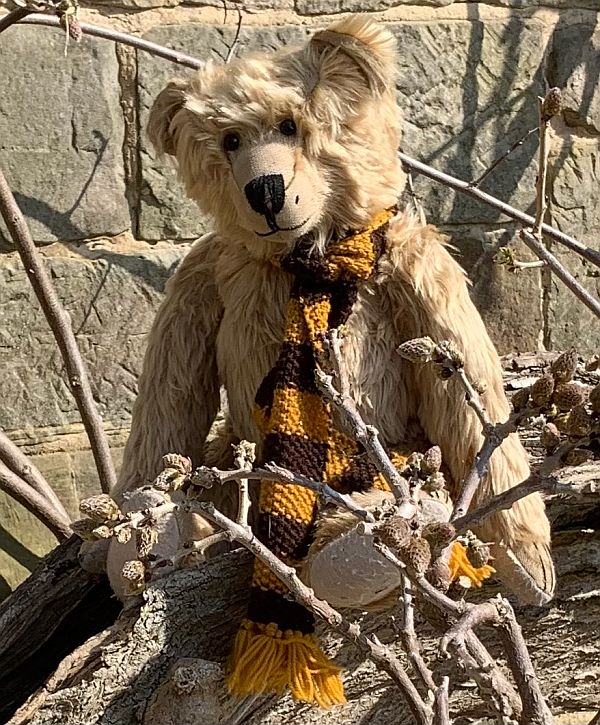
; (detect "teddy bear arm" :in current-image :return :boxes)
[113,235,223,500]
[385,221,554,603]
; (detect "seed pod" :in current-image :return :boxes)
[423,471,446,493]
[563,448,593,466]
[540,422,561,450]
[553,412,571,434]
[116,527,133,544]
[531,373,555,407]
[428,558,451,593]
[80,494,121,523]
[397,337,436,363]
[162,453,192,474]
[422,521,455,549]
[550,348,578,383]
[121,560,146,596]
[566,405,593,437]
[466,541,492,569]
[402,536,432,576]
[511,386,531,412]
[92,525,112,539]
[421,445,442,475]
[376,516,412,552]
[541,87,562,122]
[553,382,587,412]
[136,525,158,558]
[589,384,600,415]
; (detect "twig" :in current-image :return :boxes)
[196,501,433,725]
[191,461,375,522]
[0,167,116,493]
[398,152,600,270]
[534,96,550,238]
[521,230,600,320]
[0,428,70,519]
[398,573,436,695]
[224,5,243,64]
[18,14,204,69]
[232,441,254,527]
[470,127,538,189]
[317,333,412,505]
[0,460,72,540]
[0,6,33,33]
[433,676,451,725]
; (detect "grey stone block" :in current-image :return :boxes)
[139,19,547,238]
[546,137,600,353]
[0,237,187,433]
[448,225,543,354]
[0,27,130,244]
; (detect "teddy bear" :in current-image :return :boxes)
[108,15,555,707]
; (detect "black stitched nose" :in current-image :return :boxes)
[244,174,285,216]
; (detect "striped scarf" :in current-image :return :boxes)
[227,208,396,707]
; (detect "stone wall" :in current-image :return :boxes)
[0,0,598,595]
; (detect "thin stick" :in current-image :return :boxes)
[232,441,254,527]
[0,428,70,519]
[196,501,433,725]
[534,97,549,238]
[18,14,204,69]
[0,167,116,493]
[433,676,451,725]
[521,230,600,320]
[399,573,436,695]
[0,6,32,33]
[398,152,600,270]
[470,127,538,189]
[224,5,243,64]
[0,461,72,540]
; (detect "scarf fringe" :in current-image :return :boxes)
[449,541,495,586]
[228,620,346,708]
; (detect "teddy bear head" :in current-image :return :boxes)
[148,16,405,258]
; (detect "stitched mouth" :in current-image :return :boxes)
[255,218,310,237]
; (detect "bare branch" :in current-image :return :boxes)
[0,460,72,540]
[470,127,538,189]
[0,167,116,493]
[224,5,243,64]
[196,501,433,725]
[398,573,436,695]
[520,230,600,320]
[433,676,450,725]
[0,6,33,33]
[0,428,70,520]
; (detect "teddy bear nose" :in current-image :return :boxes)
[244,174,285,216]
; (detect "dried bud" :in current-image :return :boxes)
[116,527,132,544]
[397,337,436,363]
[466,540,492,569]
[553,412,571,434]
[136,525,158,558]
[421,445,442,475]
[92,525,112,539]
[540,422,561,450]
[541,87,562,122]
[406,452,424,471]
[511,386,530,412]
[162,453,192,474]
[566,405,593,437]
[531,374,555,407]
[68,17,83,43]
[70,518,97,541]
[553,382,587,412]
[585,355,600,372]
[121,559,146,595]
[376,516,412,552]
[550,348,578,383]
[79,494,121,523]
[423,471,446,493]
[563,448,594,466]
[472,379,488,395]
[589,384,600,415]
[421,521,455,549]
[428,558,451,593]
[402,537,432,576]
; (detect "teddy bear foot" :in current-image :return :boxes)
[490,540,556,606]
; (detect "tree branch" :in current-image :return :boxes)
[0,166,116,493]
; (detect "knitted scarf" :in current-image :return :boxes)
[227,208,492,708]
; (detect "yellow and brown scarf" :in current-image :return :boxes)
[227,208,492,708]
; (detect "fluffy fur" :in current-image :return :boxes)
[113,16,554,605]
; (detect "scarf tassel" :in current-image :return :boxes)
[228,620,346,708]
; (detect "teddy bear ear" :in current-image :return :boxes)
[147,79,190,156]
[308,15,398,96]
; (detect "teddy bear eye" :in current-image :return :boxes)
[279,118,297,137]
[223,132,241,152]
